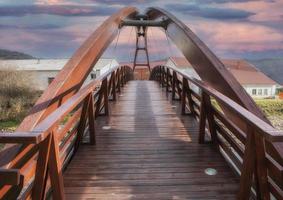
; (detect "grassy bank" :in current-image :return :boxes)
[0,69,40,132]
[255,99,283,130]
[0,120,19,131]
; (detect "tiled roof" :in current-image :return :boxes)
[169,57,278,85]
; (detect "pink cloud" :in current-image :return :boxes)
[224,0,283,22]
[188,20,283,53]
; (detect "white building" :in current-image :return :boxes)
[166,57,279,98]
[0,58,119,90]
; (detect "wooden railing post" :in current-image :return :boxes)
[103,78,109,115]
[88,94,96,145]
[254,133,269,200]
[181,77,195,115]
[120,67,124,87]
[117,68,121,93]
[198,90,207,144]
[166,68,169,92]
[181,77,187,115]
[203,93,218,147]
[162,66,165,88]
[159,66,162,84]
[122,66,126,85]
[187,82,196,116]
[32,134,52,200]
[75,96,90,151]
[48,131,65,200]
[238,126,256,200]
[172,71,177,100]
[112,71,117,101]
[95,79,108,117]
[198,91,218,146]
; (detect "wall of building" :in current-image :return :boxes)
[22,60,119,91]
[243,85,276,98]
[165,58,278,99]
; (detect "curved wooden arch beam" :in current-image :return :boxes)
[146,7,269,123]
[18,7,138,131]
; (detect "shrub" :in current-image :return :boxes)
[0,68,40,123]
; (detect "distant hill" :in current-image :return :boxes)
[0,49,35,60]
[249,58,283,85]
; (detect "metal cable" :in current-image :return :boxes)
[127,27,134,64]
[109,28,121,69]
[149,27,162,61]
[165,30,174,59]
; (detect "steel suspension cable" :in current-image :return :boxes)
[109,28,121,69]
[165,30,174,59]
[126,26,134,64]
[149,27,162,61]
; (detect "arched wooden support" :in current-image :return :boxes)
[18,7,137,132]
[146,7,269,124]
[0,7,137,169]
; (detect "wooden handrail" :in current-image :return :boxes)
[152,65,283,142]
[150,65,283,200]
[0,169,21,185]
[0,132,43,144]
[0,65,133,200]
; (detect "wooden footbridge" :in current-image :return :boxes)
[1,7,283,200]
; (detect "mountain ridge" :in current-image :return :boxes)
[0,49,35,60]
[249,58,283,85]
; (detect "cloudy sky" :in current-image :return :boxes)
[0,0,282,61]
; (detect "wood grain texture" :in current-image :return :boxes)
[64,81,239,199]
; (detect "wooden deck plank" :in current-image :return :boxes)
[64,80,239,199]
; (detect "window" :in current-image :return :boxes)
[252,89,256,95]
[48,77,54,85]
[264,89,268,95]
[90,73,96,79]
[258,89,262,95]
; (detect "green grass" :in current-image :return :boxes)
[0,120,20,150]
[0,119,20,132]
[255,99,283,130]
[212,98,283,130]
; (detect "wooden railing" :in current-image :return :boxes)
[0,65,133,200]
[150,65,283,200]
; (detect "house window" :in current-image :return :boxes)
[264,89,268,95]
[48,77,54,85]
[258,89,262,95]
[90,73,96,79]
[252,89,256,95]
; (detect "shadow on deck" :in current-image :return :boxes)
[63,81,239,199]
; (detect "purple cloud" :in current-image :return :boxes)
[165,4,255,20]
[0,5,118,17]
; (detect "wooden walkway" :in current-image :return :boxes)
[63,81,239,199]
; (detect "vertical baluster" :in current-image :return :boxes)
[117,68,121,93]
[112,71,117,101]
[203,93,218,147]
[187,82,195,116]
[172,71,176,100]
[198,90,207,144]
[75,96,90,151]
[88,94,96,145]
[122,66,126,85]
[254,134,269,200]
[159,66,162,84]
[48,131,65,200]
[181,77,187,115]
[120,67,124,87]
[166,68,169,92]
[32,134,52,200]
[238,126,256,200]
[103,78,109,115]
